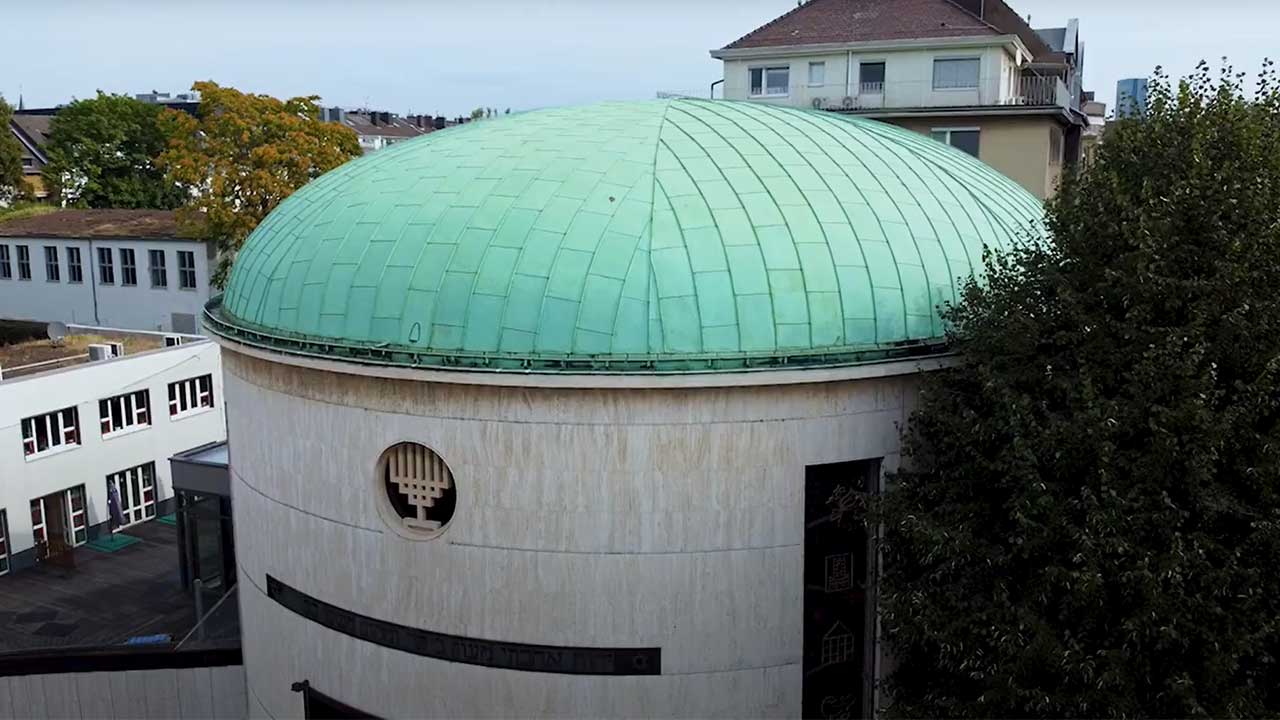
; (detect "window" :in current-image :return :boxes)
[178,250,197,290]
[168,374,214,417]
[749,66,790,97]
[44,246,60,282]
[808,61,826,87]
[120,248,137,286]
[0,245,10,280]
[67,247,83,283]
[860,62,886,93]
[17,245,31,280]
[1049,126,1064,165]
[376,442,457,539]
[931,128,981,158]
[21,157,34,169]
[99,389,151,437]
[107,462,158,528]
[0,509,8,576]
[21,406,81,458]
[149,249,168,287]
[31,486,88,548]
[933,58,981,90]
[98,247,115,284]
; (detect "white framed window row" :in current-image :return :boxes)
[168,374,215,418]
[21,406,81,459]
[100,389,152,438]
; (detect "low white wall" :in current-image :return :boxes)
[0,341,225,563]
[223,348,918,718]
[0,666,246,720]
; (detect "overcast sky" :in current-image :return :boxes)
[2,1,1274,118]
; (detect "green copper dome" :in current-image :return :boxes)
[207,98,1041,373]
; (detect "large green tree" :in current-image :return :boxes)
[0,96,24,202]
[41,92,183,208]
[879,62,1280,717]
[158,81,361,285]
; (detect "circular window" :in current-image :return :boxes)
[375,442,457,539]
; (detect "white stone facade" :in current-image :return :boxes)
[221,344,922,718]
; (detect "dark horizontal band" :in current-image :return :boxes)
[267,575,661,676]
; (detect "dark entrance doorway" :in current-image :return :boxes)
[292,681,379,719]
[803,459,880,719]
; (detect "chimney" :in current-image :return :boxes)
[434,116,446,130]
[380,111,391,125]
[950,0,984,18]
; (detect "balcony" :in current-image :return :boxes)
[755,74,1071,113]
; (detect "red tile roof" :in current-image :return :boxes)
[722,0,1000,49]
[0,209,185,239]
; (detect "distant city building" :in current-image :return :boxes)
[134,90,202,105]
[0,210,214,333]
[710,0,1093,199]
[1116,78,1149,118]
[319,107,441,154]
[6,112,52,199]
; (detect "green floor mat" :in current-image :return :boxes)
[156,513,177,526]
[85,533,141,553]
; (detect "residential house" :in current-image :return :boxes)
[0,209,214,333]
[320,107,439,154]
[8,111,53,199]
[710,0,1091,198]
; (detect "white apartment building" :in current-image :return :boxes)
[0,209,214,333]
[0,327,224,575]
[710,0,1090,199]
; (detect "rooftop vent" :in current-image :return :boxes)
[163,334,185,348]
[108,341,125,358]
[87,344,114,362]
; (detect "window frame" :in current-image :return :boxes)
[932,57,982,91]
[0,244,10,280]
[21,406,81,460]
[67,246,83,283]
[177,250,197,290]
[16,244,31,281]
[1049,125,1064,166]
[44,245,60,283]
[859,61,887,94]
[930,127,982,158]
[749,65,791,98]
[149,249,168,288]
[808,61,826,88]
[99,389,152,438]
[98,246,115,285]
[107,462,158,528]
[0,509,9,576]
[168,374,215,419]
[120,247,138,287]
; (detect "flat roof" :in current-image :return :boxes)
[0,209,185,240]
[0,321,200,381]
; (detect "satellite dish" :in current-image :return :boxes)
[47,321,68,346]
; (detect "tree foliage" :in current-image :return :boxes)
[41,92,183,209]
[879,62,1280,717]
[0,96,24,203]
[158,81,361,285]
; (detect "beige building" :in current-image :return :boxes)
[710,0,1090,199]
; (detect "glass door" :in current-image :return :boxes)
[108,463,157,527]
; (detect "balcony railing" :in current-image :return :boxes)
[752,75,1071,113]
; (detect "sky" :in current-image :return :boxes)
[1,0,1276,118]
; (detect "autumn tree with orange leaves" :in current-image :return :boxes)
[158,82,361,285]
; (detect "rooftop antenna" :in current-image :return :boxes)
[47,321,68,347]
